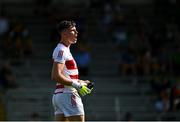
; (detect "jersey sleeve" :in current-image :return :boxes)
[53,48,66,63]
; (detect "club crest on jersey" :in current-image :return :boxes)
[57,50,64,59]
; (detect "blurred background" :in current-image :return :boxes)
[0,0,180,121]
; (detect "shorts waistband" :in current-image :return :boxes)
[54,91,63,94]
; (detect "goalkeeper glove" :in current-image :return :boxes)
[87,82,94,90]
[72,81,91,96]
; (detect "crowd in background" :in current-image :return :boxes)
[49,0,180,114]
[0,0,180,120]
[0,9,33,119]
[87,0,180,113]
[0,14,33,65]
[0,12,33,92]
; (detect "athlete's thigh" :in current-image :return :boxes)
[53,92,84,117]
[55,114,68,121]
[62,92,84,117]
[67,115,84,122]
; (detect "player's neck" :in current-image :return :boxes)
[60,40,70,48]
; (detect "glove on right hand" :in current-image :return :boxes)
[72,81,91,96]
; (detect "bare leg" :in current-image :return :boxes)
[68,115,85,122]
[55,114,68,122]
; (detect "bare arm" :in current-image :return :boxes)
[51,61,92,96]
[51,61,91,88]
[51,62,73,86]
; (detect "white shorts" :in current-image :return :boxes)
[52,91,84,117]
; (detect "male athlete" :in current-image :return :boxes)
[51,20,93,121]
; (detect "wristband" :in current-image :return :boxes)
[72,81,82,89]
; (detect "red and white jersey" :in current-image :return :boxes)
[52,43,79,93]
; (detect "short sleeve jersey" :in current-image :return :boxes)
[52,43,79,93]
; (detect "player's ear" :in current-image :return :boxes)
[60,31,66,38]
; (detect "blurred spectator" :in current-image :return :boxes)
[102,2,113,25]
[154,98,165,112]
[21,25,33,58]
[0,14,9,39]
[137,49,152,76]
[150,75,171,112]
[0,62,18,92]
[8,24,24,64]
[2,22,33,65]
[73,42,91,77]
[169,78,180,112]
[100,2,114,36]
[118,47,137,76]
[0,14,10,57]
[128,32,151,75]
[112,25,128,50]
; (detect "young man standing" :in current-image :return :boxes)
[51,20,92,121]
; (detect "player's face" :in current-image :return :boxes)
[65,26,78,44]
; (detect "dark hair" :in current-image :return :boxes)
[57,20,76,33]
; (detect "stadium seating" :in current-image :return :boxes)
[2,1,180,121]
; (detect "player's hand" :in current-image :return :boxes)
[72,80,93,96]
[79,80,94,91]
[79,85,91,96]
[78,80,90,85]
[87,82,94,91]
